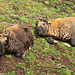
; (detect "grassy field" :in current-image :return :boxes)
[0,0,75,75]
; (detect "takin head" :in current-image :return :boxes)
[0,33,8,55]
[36,18,51,35]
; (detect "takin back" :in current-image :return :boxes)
[36,17,75,46]
[0,25,34,58]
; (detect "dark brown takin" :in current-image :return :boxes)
[0,25,34,58]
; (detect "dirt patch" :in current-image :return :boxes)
[0,55,25,75]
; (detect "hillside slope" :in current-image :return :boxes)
[0,0,75,75]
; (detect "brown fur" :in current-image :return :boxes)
[36,17,75,46]
[0,25,34,58]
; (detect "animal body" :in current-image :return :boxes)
[0,25,34,58]
[36,17,75,46]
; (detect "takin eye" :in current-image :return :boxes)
[42,23,45,26]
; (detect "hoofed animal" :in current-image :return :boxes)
[36,17,75,46]
[0,25,34,58]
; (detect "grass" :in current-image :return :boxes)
[6,71,16,75]
[0,0,75,75]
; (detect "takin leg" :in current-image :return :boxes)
[16,51,26,59]
[70,34,75,46]
[21,52,26,59]
[46,37,58,44]
[70,26,75,46]
[47,36,71,47]
[16,51,22,58]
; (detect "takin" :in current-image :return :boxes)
[0,25,34,58]
[36,17,75,47]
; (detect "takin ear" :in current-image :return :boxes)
[46,20,51,25]
[0,33,9,37]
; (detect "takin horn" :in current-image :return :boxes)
[4,29,9,37]
[0,32,9,37]
[4,32,9,37]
